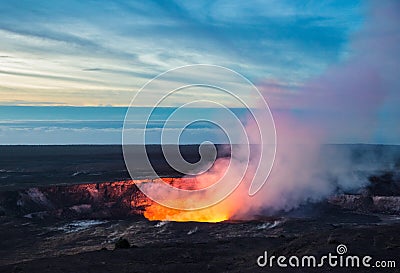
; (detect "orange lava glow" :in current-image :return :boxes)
[144,203,229,223]
[142,177,232,223]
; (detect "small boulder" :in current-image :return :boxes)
[114,237,130,249]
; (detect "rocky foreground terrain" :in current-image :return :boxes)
[0,172,399,272]
[0,145,399,272]
[0,208,399,273]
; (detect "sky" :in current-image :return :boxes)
[0,0,398,144]
[0,0,363,106]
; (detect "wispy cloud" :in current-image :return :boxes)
[0,0,362,106]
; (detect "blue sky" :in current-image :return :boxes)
[0,1,399,144]
[0,0,363,106]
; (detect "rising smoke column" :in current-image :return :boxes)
[140,1,399,222]
[229,0,400,218]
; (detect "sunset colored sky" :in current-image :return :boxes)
[0,1,398,144]
[0,0,364,106]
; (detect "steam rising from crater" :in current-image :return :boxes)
[134,1,400,222]
[227,0,400,218]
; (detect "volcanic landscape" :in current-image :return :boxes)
[0,145,399,273]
